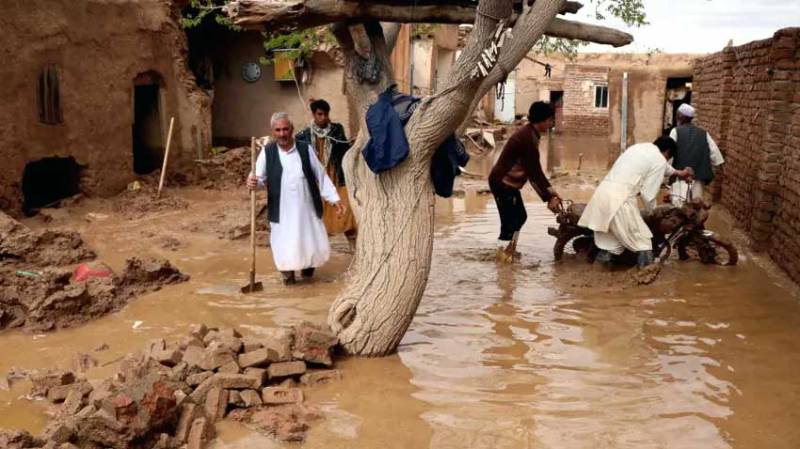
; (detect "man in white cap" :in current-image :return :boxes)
[668,103,725,206]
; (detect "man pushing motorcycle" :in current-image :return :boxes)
[577,137,694,268]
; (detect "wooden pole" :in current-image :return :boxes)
[249,137,257,290]
[156,116,175,199]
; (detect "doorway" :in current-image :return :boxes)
[22,157,82,215]
[549,90,564,131]
[132,72,164,174]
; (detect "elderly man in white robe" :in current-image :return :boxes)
[668,103,725,206]
[578,137,693,268]
[247,112,343,285]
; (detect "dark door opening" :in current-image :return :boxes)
[663,76,693,135]
[549,90,564,130]
[22,157,82,215]
[132,77,163,175]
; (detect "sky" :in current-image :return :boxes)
[580,0,800,54]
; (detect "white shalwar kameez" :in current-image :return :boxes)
[254,143,340,271]
[668,127,725,206]
[578,143,675,255]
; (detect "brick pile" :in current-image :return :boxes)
[0,322,341,448]
[693,27,800,282]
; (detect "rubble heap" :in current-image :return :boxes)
[1,322,341,448]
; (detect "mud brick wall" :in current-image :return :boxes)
[561,65,610,135]
[693,28,800,282]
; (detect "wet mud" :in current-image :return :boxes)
[1,170,799,448]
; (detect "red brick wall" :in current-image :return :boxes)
[693,27,800,282]
[561,65,610,135]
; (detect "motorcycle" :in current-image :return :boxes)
[547,193,738,266]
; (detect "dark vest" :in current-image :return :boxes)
[673,124,714,184]
[263,141,323,223]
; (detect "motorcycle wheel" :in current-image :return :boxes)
[695,231,739,266]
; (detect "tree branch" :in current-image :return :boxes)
[547,17,632,47]
[226,0,626,46]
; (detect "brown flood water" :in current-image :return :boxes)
[2,183,800,449]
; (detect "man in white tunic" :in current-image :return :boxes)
[247,112,343,285]
[669,103,725,206]
[578,137,693,268]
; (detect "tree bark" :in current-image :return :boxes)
[225,0,631,47]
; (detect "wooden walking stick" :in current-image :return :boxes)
[242,136,264,293]
[156,116,175,199]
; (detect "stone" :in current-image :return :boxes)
[212,373,261,390]
[243,368,267,387]
[241,338,264,353]
[197,346,235,371]
[48,381,91,404]
[170,362,190,382]
[268,361,306,379]
[261,387,304,405]
[217,360,241,374]
[187,417,215,449]
[187,371,213,387]
[175,403,201,444]
[78,409,126,447]
[238,348,278,368]
[182,345,205,368]
[0,375,9,391]
[205,387,228,421]
[29,370,76,397]
[153,347,183,367]
[261,328,294,362]
[181,335,206,350]
[300,369,343,387]
[63,389,84,415]
[189,324,209,340]
[76,405,96,419]
[218,337,243,354]
[188,376,215,404]
[292,323,338,366]
[203,330,221,345]
[240,389,262,407]
[43,420,76,445]
[93,343,109,352]
[0,430,43,449]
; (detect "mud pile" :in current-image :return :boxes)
[111,186,190,219]
[185,205,268,241]
[1,212,189,332]
[1,322,341,448]
[191,147,251,190]
[1,212,95,267]
[0,257,188,332]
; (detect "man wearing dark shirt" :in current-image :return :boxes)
[489,101,561,260]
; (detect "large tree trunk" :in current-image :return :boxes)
[325,22,438,355]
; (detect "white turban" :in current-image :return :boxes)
[677,103,695,118]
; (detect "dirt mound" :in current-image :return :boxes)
[185,204,268,241]
[192,146,251,189]
[1,212,95,267]
[0,257,188,333]
[3,322,341,448]
[112,191,190,219]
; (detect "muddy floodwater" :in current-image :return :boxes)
[2,182,800,449]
